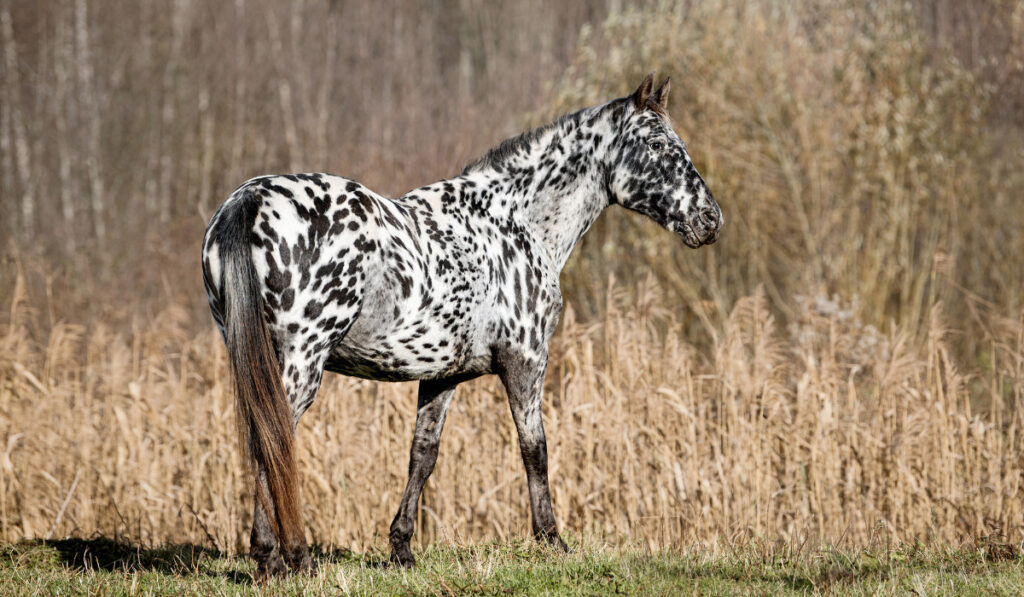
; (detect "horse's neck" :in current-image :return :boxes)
[521,167,608,270]
[465,114,613,271]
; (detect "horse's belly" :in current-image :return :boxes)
[323,351,487,381]
[324,326,493,381]
[322,351,433,382]
[325,253,497,380]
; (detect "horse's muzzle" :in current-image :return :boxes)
[678,206,722,248]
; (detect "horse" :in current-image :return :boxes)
[201,73,722,580]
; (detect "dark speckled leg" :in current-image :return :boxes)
[498,350,569,552]
[250,469,288,583]
[389,378,459,567]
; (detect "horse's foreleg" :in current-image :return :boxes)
[389,378,458,567]
[498,351,569,552]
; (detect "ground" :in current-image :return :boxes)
[1,537,1021,595]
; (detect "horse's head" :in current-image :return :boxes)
[606,73,722,248]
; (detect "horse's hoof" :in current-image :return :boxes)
[389,545,416,568]
[551,536,571,554]
[287,548,316,576]
[302,557,320,576]
[253,555,289,584]
[537,529,571,554]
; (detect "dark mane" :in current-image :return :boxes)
[460,106,594,175]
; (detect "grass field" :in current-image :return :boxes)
[2,538,1022,595]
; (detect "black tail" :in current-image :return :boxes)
[211,191,302,554]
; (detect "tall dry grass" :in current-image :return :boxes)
[2,269,1021,553]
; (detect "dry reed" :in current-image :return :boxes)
[1,270,1020,554]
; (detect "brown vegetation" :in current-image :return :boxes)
[556,1,1024,349]
[1,272,1022,551]
[1,0,1022,555]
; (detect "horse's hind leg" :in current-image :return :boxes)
[250,469,288,580]
[251,348,326,579]
[389,378,459,567]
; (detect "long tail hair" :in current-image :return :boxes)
[211,191,302,552]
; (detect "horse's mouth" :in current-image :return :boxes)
[674,221,717,248]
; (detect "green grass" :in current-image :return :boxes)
[1,537,1022,596]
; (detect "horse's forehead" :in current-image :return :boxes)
[627,111,669,136]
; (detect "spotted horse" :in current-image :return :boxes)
[201,73,722,580]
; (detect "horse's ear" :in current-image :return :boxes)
[652,77,670,110]
[632,72,655,109]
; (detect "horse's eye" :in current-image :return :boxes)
[648,140,665,151]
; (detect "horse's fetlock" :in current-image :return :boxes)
[390,518,413,543]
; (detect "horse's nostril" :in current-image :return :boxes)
[700,208,719,229]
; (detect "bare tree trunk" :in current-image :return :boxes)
[266,8,301,171]
[141,0,158,232]
[75,0,105,244]
[315,5,338,165]
[197,85,214,218]
[1,100,13,242]
[1,4,35,239]
[229,0,247,183]
[159,0,189,226]
[55,2,76,253]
